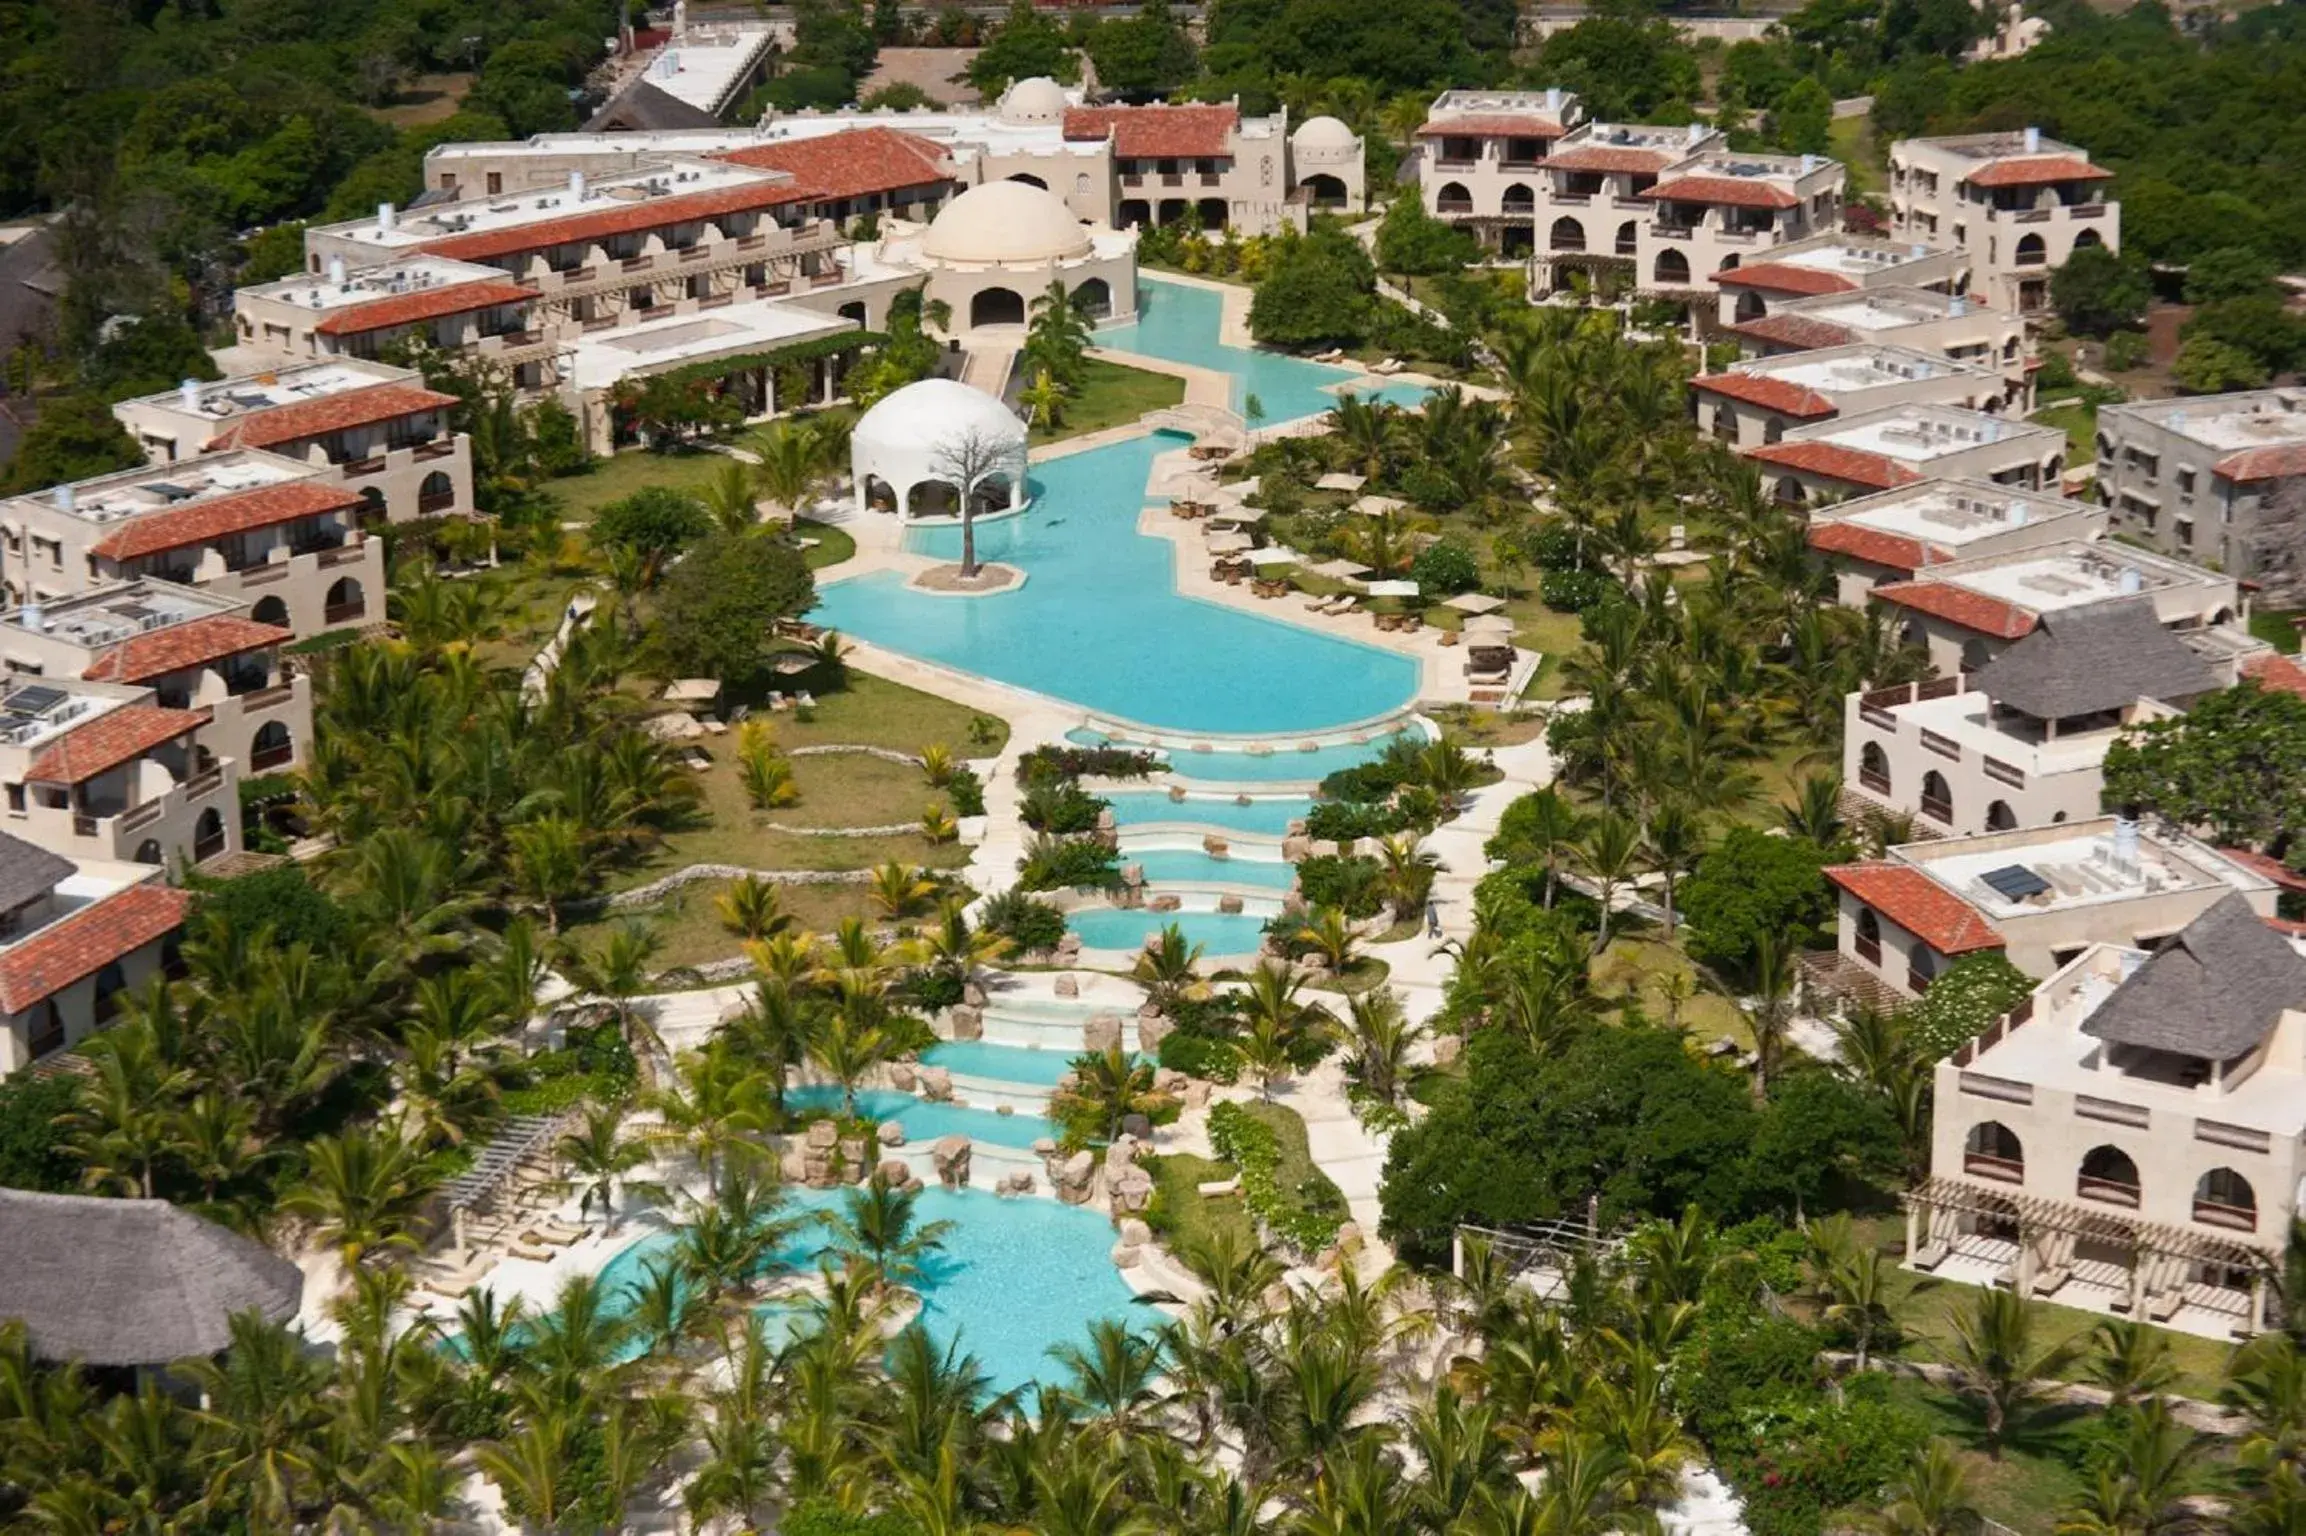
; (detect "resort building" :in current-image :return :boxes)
[1818,816,2277,1005]
[0,583,310,781]
[111,361,473,528]
[0,669,243,872]
[0,451,382,639]
[1746,403,2066,507]
[0,833,189,1073]
[890,178,1139,335]
[1731,286,2031,407]
[227,257,541,370]
[1414,89,1583,251]
[850,377,1030,518]
[1865,537,2246,675]
[1706,231,1968,328]
[2094,388,2306,592]
[1842,598,2228,837]
[1806,479,2106,607]
[1887,129,2119,314]
[1911,896,2306,1335]
[1690,344,2010,449]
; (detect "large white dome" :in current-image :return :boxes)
[922,180,1093,265]
[999,75,1068,126]
[1292,115,1359,155]
[852,378,1027,460]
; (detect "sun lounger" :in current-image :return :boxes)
[1371,358,1404,375]
[767,691,789,711]
[1303,593,1332,611]
[2030,1265,2071,1299]
[797,691,816,709]
[510,1240,555,1263]
[1327,596,1360,616]
[1909,1240,1949,1272]
[2148,1289,2184,1324]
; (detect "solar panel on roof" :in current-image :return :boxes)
[1980,864,2051,900]
[144,482,192,501]
[3,684,68,716]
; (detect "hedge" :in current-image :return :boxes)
[1208,1100,1348,1256]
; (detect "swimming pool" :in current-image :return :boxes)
[810,280,1426,734]
[1068,906,1273,954]
[1127,848,1296,891]
[786,1085,1052,1150]
[924,1039,1133,1089]
[591,1185,1139,1396]
[1099,278,1430,421]
[1070,726,1419,783]
[1107,792,1313,837]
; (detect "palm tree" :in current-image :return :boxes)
[282,1123,435,1265]
[1488,785,1584,908]
[1294,905,1361,974]
[648,1050,773,1185]
[2090,1318,2178,1408]
[718,978,817,1118]
[552,1102,662,1234]
[1939,1286,2085,1457]
[701,457,762,533]
[716,875,795,940]
[62,1023,191,1199]
[558,920,692,1069]
[1025,279,1092,386]
[1055,1043,1165,1143]
[1576,810,1643,947]
[825,1172,956,1296]
[867,860,938,923]
[1235,1015,1296,1102]
[506,814,587,931]
[1132,922,1207,1013]
[1744,929,1799,1101]
[910,896,1009,989]
[1876,1440,1978,1536]
[1334,987,1424,1107]
[1818,1242,1897,1372]
[749,416,827,520]
[1051,1318,1166,1445]
[1020,366,1067,430]
[1374,833,1442,925]
[808,1004,893,1118]
[1781,770,1849,851]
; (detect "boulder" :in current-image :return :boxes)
[1138,1014,1174,1055]
[1111,1242,1142,1269]
[918,1067,953,1102]
[1432,1034,1463,1067]
[1054,974,1080,998]
[931,1135,973,1190]
[948,1004,983,1041]
[888,1063,918,1092]
[1202,835,1229,858]
[1108,1165,1155,1217]
[1217,894,1244,914]
[1184,1080,1213,1110]
[1152,1066,1188,1095]
[1105,1133,1141,1173]
[839,1138,869,1182]
[1084,1012,1125,1052]
[1287,818,1309,837]
[1167,784,1188,803]
[1096,807,1117,833]
[879,1121,907,1148]
[1053,1150,1097,1206]
[1309,838,1341,858]
[806,1119,840,1150]
[1032,1136,1060,1156]
[877,1157,911,1185]
[1149,893,1182,913]
[780,1149,809,1183]
[1119,1112,1152,1141]
[963,981,987,1007]
[1281,834,1310,862]
[1055,933,1083,959]
[1118,1218,1152,1247]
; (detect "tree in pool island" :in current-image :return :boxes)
[929,422,1024,581]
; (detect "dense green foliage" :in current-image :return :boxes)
[2103,678,2306,850]
[1679,826,1834,978]
[1904,952,2036,1061]
[647,531,819,684]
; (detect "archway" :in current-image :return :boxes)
[1072,277,1112,319]
[2073,228,2104,250]
[250,595,289,628]
[193,807,226,863]
[1716,253,1740,271]
[133,838,163,865]
[1653,249,1691,285]
[1774,477,1806,506]
[970,472,1017,516]
[1305,174,1347,209]
[970,287,1026,328]
[1859,741,1891,795]
[2078,1145,2141,1206]
[1910,943,1940,990]
[1855,907,1883,965]
[358,486,387,527]
[1007,173,1048,190]
[1118,199,1150,229]
[324,577,365,625]
[418,470,454,514]
[1736,290,1765,322]
[1436,182,1472,215]
[1614,221,1638,256]
[1921,769,1952,824]
[838,300,867,325]
[93,961,126,1023]
[863,475,898,513]
[1502,184,1536,216]
[1196,198,1228,231]
[252,720,293,771]
[1156,198,1191,226]
[1550,217,1585,253]
[1964,1121,2023,1182]
[907,479,961,517]
[2195,1168,2257,1230]
[2014,233,2047,267]
[1985,800,2017,831]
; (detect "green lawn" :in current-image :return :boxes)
[1240,1099,1348,1223]
[1863,1375,2097,1534]
[1589,936,1750,1047]
[2030,399,2098,462]
[1828,115,1887,199]
[1032,357,1185,443]
[1145,1148,1257,1255]
[564,877,884,972]
[797,517,855,570]
[2250,606,2303,655]
[549,447,733,522]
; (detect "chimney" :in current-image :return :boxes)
[377,202,396,233]
[52,484,73,512]
[19,603,40,634]
[1950,294,1967,318]
[1801,153,1818,175]
[1688,122,1704,145]
[327,255,346,287]
[2112,816,2140,877]
[1912,242,1927,258]
[2022,125,2040,154]
[570,169,587,200]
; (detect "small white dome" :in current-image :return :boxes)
[852,378,1027,461]
[922,180,1093,265]
[1292,115,1359,153]
[999,75,1068,126]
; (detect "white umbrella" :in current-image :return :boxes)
[1311,558,1372,581]
[1351,494,1407,517]
[1205,531,1253,554]
[1445,591,1507,615]
[1364,579,1420,598]
[1315,472,1366,492]
[1465,613,1516,637]
[1210,503,1267,524]
[1248,546,1300,567]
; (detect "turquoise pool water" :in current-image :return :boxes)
[1100,278,1431,420]
[590,1186,1138,1396]
[1068,907,1272,953]
[787,1085,1051,1149]
[1070,726,1418,783]
[1108,792,1311,836]
[1128,848,1296,890]
[924,1039,1130,1089]
[809,279,1426,734]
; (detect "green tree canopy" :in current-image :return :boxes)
[2051,245,2151,339]
[1904,952,2034,1061]
[1679,824,1834,980]
[967,1,1081,95]
[0,394,145,494]
[2102,678,2306,850]
[650,531,818,684]
[1248,228,1376,348]
[1373,195,1477,277]
[592,486,712,565]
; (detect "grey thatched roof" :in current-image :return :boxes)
[0,1189,303,1365]
[0,830,73,914]
[583,80,723,133]
[2083,894,2306,1059]
[1971,597,2222,721]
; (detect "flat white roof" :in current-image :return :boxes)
[565,296,856,390]
[641,27,776,115]
[1775,240,1945,277]
[0,678,135,754]
[237,256,511,314]
[1568,121,1714,152]
[0,451,312,527]
[1799,405,2055,463]
[1940,543,2218,613]
[322,158,789,251]
[1836,481,2091,548]
[2112,391,2306,453]
[0,583,237,648]
[1795,289,1972,331]
[1911,822,2246,921]
[1887,689,2119,774]
[1750,345,1970,392]
[126,360,411,421]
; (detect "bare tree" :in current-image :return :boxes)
[928,421,1024,580]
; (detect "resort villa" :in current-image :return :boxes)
[1705,231,1968,329]
[1818,816,2278,1005]
[1888,128,2120,314]
[1690,344,2011,449]
[1805,479,2106,606]
[1729,286,2032,408]
[2095,387,2306,592]
[1745,403,2067,506]
[1912,896,2306,1337]
[0,833,189,1073]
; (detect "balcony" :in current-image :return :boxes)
[2012,208,2053,224]
[1982,755,2026,787]
[738,234,767,250]
[1855,932,1882,966]
[1199,173,1221,187]
[184,767,224,801]
[621,255,654,272]
[1859,702,1899,732]
[2196,1119,2272,1154]
[252,737,294,770]
[242,684,296,713]
[583,316,618,332]
[1122,173,1144,187]
[1716,229,1761,245]
[1857,766,1891,796]
[638,305,675,321]
[1436,197,1474,217]
[2077,1174,2141,1208]
[1433,158,1478,171]
[1653,225,1694,241]
[2070,203,2107,219]
[697,293,734,310]
[1964,1152,2024,1183]
[417,490,457,514]
[239,564,290,588]
[1920,729,1961,761]
[1553,193,1591,206]
[342,457,386,477]
[561,265,597,285]
[118,799,165,833]
[1920,793,1953,825]
[324,599,367,625]
[1160,174,1184,188]
[2193,1199,2257,1233]
[679,246,708,263]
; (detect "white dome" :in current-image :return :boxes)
[999,76,1068,126]
[853,378,1027,461]
[1292,115,1359,153]
[922,180,1093,265]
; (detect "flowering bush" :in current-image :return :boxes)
[1208,1101,1347,1256]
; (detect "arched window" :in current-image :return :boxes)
[1775,477,1806,506]
[1735,290,1765,322]
[324,577,365,625]
[1859,741,1891,795]
[133,838,163,865]
[1960,638,1993,672]
[1715,252,1740,272]
[970,287,1026,328]
[92,961,127,1023]
[1964,1121,2023,1182]
[1071,277,1112,319]
[1910,943,1940,989]
[1985,800,2016,831]
[1305,174,1348,209]
[1118,199,1150,229]
[2078,1145,2141,1206]
[1550,217,1585,253]
[418,470,454,513]
[837,300,867,325]
[1653,249,1691,285]
[2073,228,2104,250]
[1920,769,1953,825]
[1197,198,1228,232]
[1854,907,1883,965]
[193,807,226,863]
[250,595,289,628]
[1502,183,1536,215]
[2195,1168,2257,1230]
[1436,182,1472,215]
[252,720,293,771]
[357,486,388,526]
[2014,233,2047,267]
[1614,221,1638,256]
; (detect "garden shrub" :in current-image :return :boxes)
[1903,951,2034,1060]
[1209,1101,1348,1256]
[1680,825,1832,978]
[1539,565,1620,614]
[1523,521,1587,572]
[783,1499,925,1536]
[1158,1030,1242,1084]
[1020,781,1108,835]
[1016,744,1160,786]
[1304,800,1422,842]
[1705,1380,1923,1536]
[1016,834,1122,892]
[1410,537,1482,596]
[980,888,1069,952]
[945,766,986,818]
[501,1021,637,1114]
[0,1071,84,1192]
[1293,854,1385,918]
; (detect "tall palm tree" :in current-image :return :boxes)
[1133,922,1208,1014]
[749,416,826,520]
[1576,810,1643,948]
[808,1004,893,1118]
[282,1123,435,1265]
[1641,799,1704,937]
[825,1173,956,1296]
[1334,987,1424,1108]
[552,1102,663,1234]
[647,1049,773,1185]
[1487,785,1585,909]
[558,920,691,1068]
[1052,1319,1167,1446]
[1744,930,1799,1101]
[2090,1318,2178,1408]
[1939,1286,2085,1457]
[1056,1043,1166,1143]
[719,978,817,1119]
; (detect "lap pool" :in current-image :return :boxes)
[811,280,1428,734]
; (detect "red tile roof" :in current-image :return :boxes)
[1540,144,1679,174]
[2216,845,2306,894]
[202,383,459,451]
[82,616,293,685]
[1641,175,1799,210]
[1063,104,1239,159]
[1826,863,2005,955]
[1416,114,1565,139]
[2215,444,2306,483]
[714,127,955,203]
[91,481,364,562]
[0,883,191,1014]
[1870,579,2037,640]
[1708,261,1859,296]
[420,180,813,262]
[2241,652,2306,699]
[1807,520,1939,572]
[1731,313,1859,351]
[1963,156,2113,189]
[311,279,541,337]
[1746,439,1923,491]
[1690,371,1837,417]
[24,706,206,785]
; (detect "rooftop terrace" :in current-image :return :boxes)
[126,361,414,422]
[2109,389,2306,452]
[1828,480,2097,551]
[322,158,797,252]
[236,257,516,314]
[1791,286,1982,333]
[1772,238,1946,278]
[0,584,236,651]
[1746,344,1971,393]
[1927,540,2226,616]
[1,451,312,528]
[1907,818,2253,922]
[1794,404,2055,464]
